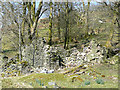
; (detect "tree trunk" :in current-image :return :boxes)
[64,1,69,49]
[57,3,61,41]
[32,43,35,67]
[21,2,26,46]
[32,1,35,22]
[48,1,53,46]
[68,3,73,43]
[18,14,22,61]
[86,1,90,35]
[0,26,2,53]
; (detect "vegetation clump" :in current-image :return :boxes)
[95,78,104,84]
[84,81,91,85]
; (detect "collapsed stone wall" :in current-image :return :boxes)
[1,39,119,77]
[22,37,67,70]
[65,40,108,67]
[22,39,109,70]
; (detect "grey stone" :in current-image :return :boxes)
[48,82,56,86]
[40,69,48,73]
[47,69,54,74]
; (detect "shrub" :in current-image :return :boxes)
[20,60,29,68]
[84,81,90,85]
[35,79,41,86]
[95,78,104,84]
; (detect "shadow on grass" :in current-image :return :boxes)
[2,49,17,53]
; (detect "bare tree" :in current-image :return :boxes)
[25,1,48,43]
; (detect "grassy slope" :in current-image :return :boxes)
[1,64,118,88]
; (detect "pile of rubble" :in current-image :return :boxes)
[65,40,107,68]
[1,59,55,77]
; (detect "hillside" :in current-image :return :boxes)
[0,1,119,89]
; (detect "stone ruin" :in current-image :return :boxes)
[2,38,117,76]
[65,40,108,68]
[22,39,109,71]
[22,37,67,72]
